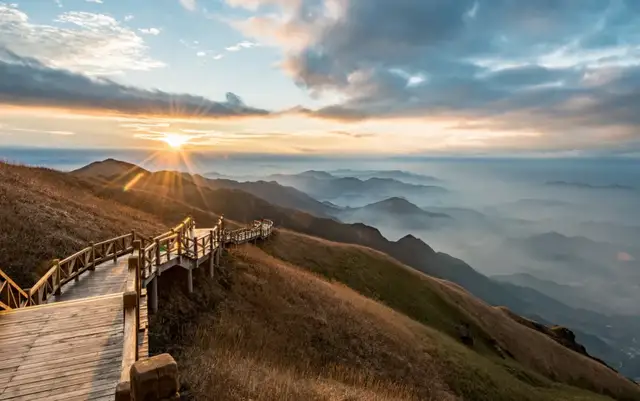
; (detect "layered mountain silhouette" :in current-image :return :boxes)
[267,171,448,204]
[547,181,635,191]
[9,158,640,400]
[69,159,640,379]
[330,168,441,184]
[335,197,452,231]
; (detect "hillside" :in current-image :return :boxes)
[67,160,640,377]
[0,161,166,287]
[72,161,338,218]
[8,159,640,378]
[150,230,640,401]
[3,159,640,399]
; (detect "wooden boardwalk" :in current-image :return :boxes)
[0,217,274,400]
[0,295,125,400]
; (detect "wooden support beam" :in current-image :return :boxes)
[187,266,193,294]
[209,252,214,278]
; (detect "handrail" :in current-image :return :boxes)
[0,268,30,310]
[2,216,273,311]
[116,249,141,400]
[27,231,137,305]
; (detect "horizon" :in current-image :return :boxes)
[2,1,640,156]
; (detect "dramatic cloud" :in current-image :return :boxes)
[227,0,640,144]
[0,3,163,75]
[0,49,269,118]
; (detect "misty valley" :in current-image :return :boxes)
[200,157,640,380]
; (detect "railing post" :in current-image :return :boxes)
[133,240,142,301]
[126,256,140,358]
[177,232,182,258]
[193,237,199,261]
[128,354,179,401]
[155,239,161,267]
[53,259,61,296]
[208,230,214,278]
[89,242,96,271]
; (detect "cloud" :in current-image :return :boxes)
[196,51,206,57]
[124,14,134,21]
[225,40,260,52]
[6,127,76,135]
[226,0,640,146]
[213,54,224,60]
[86,0,103,3]
[0,49,269,118]
[138,27,160,35]
[0,3,163,75]
[54,0,63,7]
[179,0,197,11]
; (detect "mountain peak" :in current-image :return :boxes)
[298,170,334,179]
[366,197,422,214]
[71,158,148,178]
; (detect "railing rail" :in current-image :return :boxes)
[2,216,273,311]
[27,231,137,305]
[0,268,30,310]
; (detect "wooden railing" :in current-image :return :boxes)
[0,269,30,310]
[116,246,141,401]
[27,231,137,305]
[0,216,274,313]
[224,219,274,244]
[116,217,274,400]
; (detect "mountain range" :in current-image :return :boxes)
[4,158,640,399]
[70,159,640,380]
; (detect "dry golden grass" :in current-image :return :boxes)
[150,241,636,401]
[256,229,640,401]
[155,246,456,401]
[0,162,166,287]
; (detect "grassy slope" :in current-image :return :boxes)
[257,230,640,401]
[3,161,638,399]
[0,162,167,287]
[150,239,636,401]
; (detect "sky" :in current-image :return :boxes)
[1,0,640,156]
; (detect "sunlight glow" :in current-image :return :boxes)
[163,134,190,149]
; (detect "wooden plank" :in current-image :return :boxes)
[120,306,137,384]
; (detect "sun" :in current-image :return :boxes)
[163,134,190,149]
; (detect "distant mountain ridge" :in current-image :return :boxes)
[330,169,441,184]
[335,197,452,231]
[70,159,640,379]
[547,180,635,190]
[267,171,448,205]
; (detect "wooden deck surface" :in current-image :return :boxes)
[0,222,269,400]
[0,294,124,401]
[47,258,130,304]
[0,255,148,400]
